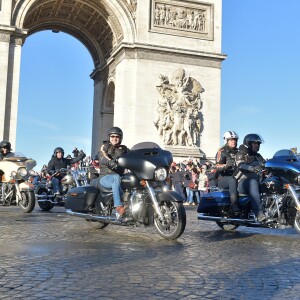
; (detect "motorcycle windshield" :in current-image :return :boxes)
[118,142,173,180]
[265,149,300,173]
[3,152,36,169]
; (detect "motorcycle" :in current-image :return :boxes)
[35,167,88,211]
[65,142,186,240]
[0,152,36,213]
[197,149,300,234]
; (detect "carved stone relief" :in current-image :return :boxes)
[0,33,10,43]
[150,0,213,40]
[154,68,205,148]
[121,0,137,20]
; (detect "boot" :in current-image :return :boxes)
[230,193,241,213]
[116,206,126,218]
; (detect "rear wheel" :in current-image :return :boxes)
[86,219,109,229]
[216,221,239,231]
[294,211,300,234]
[19,191,35,213]
[154,201,186,240]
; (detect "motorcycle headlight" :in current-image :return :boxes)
[17,167,28,177]
[297,175,300,185]
[155,168,167,181]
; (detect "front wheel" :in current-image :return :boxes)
[19,191,35,213]
[294,211,300,234]
[216,221,239,231]
[154,201,186,240]
[37,187,54,211]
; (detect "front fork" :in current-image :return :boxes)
[286,184,300,212]
[145,181,164,220]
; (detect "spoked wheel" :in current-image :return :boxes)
[19,191,35,213]
[154,201,186,240]
[216,221,239,231]
[37,188,54,211]
[294,211,300,234]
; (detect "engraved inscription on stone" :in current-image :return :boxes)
[154,68,205,147]
[150,0,213,40]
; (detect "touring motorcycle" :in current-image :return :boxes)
[65,142,186,240]
[35,167,88,211]
[198,149,300,233]
[0,152,36,213]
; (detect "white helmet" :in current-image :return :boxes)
[223,131,239,144]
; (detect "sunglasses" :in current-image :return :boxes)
[110,135,120,139]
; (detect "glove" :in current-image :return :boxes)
[225,160,235,170]
[108,159,118,169]
[250,165,262,173]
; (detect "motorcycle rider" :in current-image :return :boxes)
[98,127,129,218]
[234,133,266,222]
[47,147,86,195]
[215,131,240,213]
[0,140,13,160]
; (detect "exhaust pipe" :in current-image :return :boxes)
[197,213,261,226]
[66,209,128,225]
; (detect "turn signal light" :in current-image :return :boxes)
[140,180,146,187]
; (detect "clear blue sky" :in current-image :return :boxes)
[17,1,300,170]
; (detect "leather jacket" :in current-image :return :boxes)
[215,144,238,176]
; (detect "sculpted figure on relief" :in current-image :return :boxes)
[154,68,205,147]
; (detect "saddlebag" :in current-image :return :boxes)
[65,186,99,212]
[197,191,231,214]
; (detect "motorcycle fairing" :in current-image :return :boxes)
[118,146,173,180]
[156,190,185,203]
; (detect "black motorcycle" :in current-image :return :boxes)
[35,167,88,211]
[198,149,300,233]
[65,142,186,240]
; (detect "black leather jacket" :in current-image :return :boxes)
[233,144,265,181]
[99,143,129,178]
[215,144,238,176]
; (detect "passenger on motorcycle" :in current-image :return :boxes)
[215,131,240,213]
[47,147,86,195]
[98,127,129,218]
[234,133,266,222]
[0,140,13,160]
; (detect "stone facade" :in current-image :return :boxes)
[0,0,225,161]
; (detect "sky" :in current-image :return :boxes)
[16,0,300,171]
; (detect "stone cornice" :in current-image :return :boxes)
[0,26,28,44]
[90,42,226,81]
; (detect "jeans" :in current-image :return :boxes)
[186,187,200,204]
[100,174,123,207]
[52,177,61,194]
[238,178,262,216]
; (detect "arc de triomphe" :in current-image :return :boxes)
[0,0,225,160]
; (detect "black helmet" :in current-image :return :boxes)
[94,154,99,160]
[243,134,264,148]
[53,147,64,156]
[108,127,123,142]
[0,140,11,151]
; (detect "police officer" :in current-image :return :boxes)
[234,133,266,222]
[47,147,86,194]
[98,127,129,218]
[215,131,240,213]
[0,140,13,160]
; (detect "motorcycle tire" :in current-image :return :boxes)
[294,211,300,234]
[216,221,239,231]
[86,219,109,229]
[154,200,186,240]
[19,191,35,213]
[38,202,54,211]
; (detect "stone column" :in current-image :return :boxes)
[0,31,11,140]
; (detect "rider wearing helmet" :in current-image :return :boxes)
[234,133,266,222]
[0,140,13,160]
[98,126,129,218]
[47,146,86,194]
[215,131,240,213]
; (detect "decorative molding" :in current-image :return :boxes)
[121,0,137,20]
[150,0,214,40]
[0,33,10,43]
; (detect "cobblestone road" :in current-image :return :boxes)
[0,205,299,300]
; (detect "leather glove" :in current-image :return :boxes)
[108,159,118,169]
[225,160,235,170]
[250,165,262,173]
